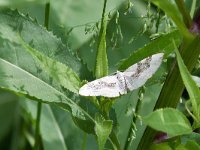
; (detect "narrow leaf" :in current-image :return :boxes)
[24,101,68,150]
[119,30,182,70]
[143,108,192,137]
[41,105,68,150]
[95,16,108,78]
[95,114,112,150]
[150,0,192,38]
[192,76,200,87]
[174,42,200,125]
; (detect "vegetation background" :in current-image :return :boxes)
[0,0,200,150]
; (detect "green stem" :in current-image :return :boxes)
[33,102,42,150]
[100,0,107,33]
[124,88,144,150]
[109,131,121,150]
[175,0,192,27]
[44,3,50,29]
[81,132,87,150]
[33,3,50,150]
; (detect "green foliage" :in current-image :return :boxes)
[150,0,192,38]
[174,42,200,128]
[150,143,172,150]
[185,140,200,150]
[0,0,47,7]
[95,16,108,78]
[119,30,182,70]
[40,105,68,150]
[143,108,192,137]
[95,114,112,150]
[49,0,124,49]
[0,9,95,134]
[19,36,81,93]
[0,1,200,150]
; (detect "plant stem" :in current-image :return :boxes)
[175,0,192,27]
[100,0,107,33]
[33,102,42,150]
[109,131,121,150]
[124,88,144,150]
[44,3,50,29]
[81,132,87,150]
[33,3,50,150]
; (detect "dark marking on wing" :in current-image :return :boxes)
[131,56,152,78]
[87,81,117,90]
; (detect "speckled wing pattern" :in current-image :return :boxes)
[79,53,164,97]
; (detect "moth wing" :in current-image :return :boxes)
[79,75,126,97]
[124,53,164,75]
[124,53,164,90]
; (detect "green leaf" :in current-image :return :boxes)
[175,144,188,150]
[19,36,81,94]
[24,101,67,150]
[174,42,200,127]
[95,16,108,78]
[181,132,200,144]
[0,58,91,121]
[40,105,68,150]
[0,9,96,132]
[0,9,82,75]
[185,140,200,150]
[95,114,112,150]
[143,108,192,137]
[150,0,192,38]
[118,30,182,70]
[0,90,18,142]
[192,76,200,87]
[150,143,172,150]
[0,0,47,7]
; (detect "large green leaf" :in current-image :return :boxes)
[0,10,120,148]
[19,37,81,93]
[0,9,95,132]
[118,30,182,70]
[0,9,82,75]
[143,108,192,137]
[0,58,90,121]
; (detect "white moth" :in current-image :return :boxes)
[79,53,164,97]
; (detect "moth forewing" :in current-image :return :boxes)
[79,53,164,97]
[123,53,164,76]
[124,53,164,90]
[79,75,127,97]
